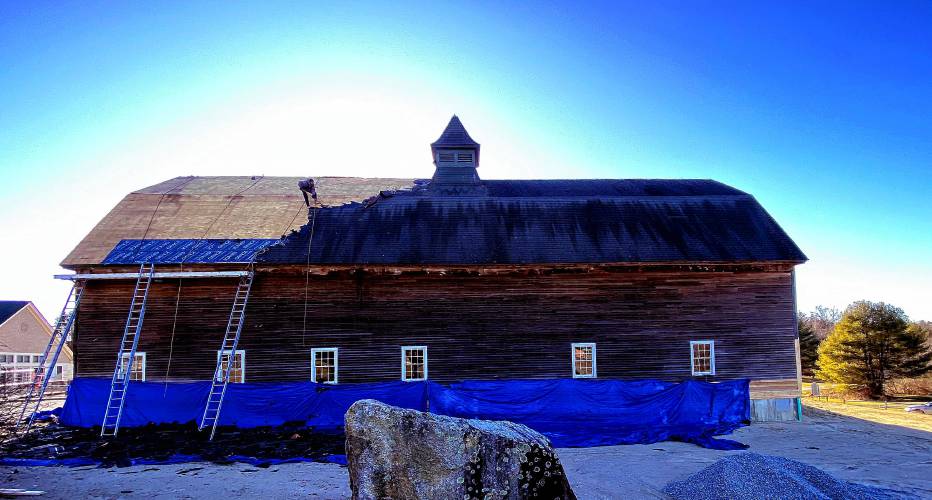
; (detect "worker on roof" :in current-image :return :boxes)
[298,178,318,206]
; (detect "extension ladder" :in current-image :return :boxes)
[199,270,255,440]
[16,281,86,433]
[100,263,155,437]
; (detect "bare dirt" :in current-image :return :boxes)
[2,406,930,499]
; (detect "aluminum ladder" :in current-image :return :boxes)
[100,263,155,437]
[16,281,86,433]
[199,270,255,440]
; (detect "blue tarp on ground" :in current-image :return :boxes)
[60,377,749,450]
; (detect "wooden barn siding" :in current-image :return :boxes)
[73,269,798,388]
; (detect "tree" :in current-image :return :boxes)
[797,317,821,376]
[802,305,842,340]
[816,301,932,399]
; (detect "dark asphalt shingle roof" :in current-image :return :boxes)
[431,115,480,148]
[256,179,807,265]
[0,301,29,325]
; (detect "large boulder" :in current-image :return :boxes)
[345,399,576,500]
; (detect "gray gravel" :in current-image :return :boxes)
[662,452,914,500]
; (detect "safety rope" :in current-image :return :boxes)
[132,176,196,262]
[163,176,265,389]
[301,204,319,347]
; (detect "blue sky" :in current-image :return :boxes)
[1,1,930,320]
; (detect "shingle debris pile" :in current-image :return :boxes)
[663,453,910,500]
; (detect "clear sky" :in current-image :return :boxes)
[1,1,930,321]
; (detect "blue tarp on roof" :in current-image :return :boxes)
[103,239,279,265]
[59,377,750,450]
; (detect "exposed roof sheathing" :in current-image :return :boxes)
[62,176,414,267]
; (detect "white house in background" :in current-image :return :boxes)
[0,301,73,387]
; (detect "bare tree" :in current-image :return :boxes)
[800,305,842,340]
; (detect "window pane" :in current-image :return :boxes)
[404,348,425,380]
[573,345,594,376]
[692,342,713,374]
[314,351,336,383]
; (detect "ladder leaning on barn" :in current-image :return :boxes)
[199,268,255,440]
[16,280,86,434]
[100,262,155,437]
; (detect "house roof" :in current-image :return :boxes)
[62,176,414,267]
[256,179,807,266]
[431,115,480,148]
[0,301,30,326]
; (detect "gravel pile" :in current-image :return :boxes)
[663,452,911,500]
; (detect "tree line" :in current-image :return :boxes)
[798,301,932,399]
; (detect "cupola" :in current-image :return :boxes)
[429,115,485,195]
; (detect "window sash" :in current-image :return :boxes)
[311,348,339,384]
[401,346,427,381]
[690,341,715,375]
[571,343,597,378]
[119,352,146,381]
[217,350,245,383]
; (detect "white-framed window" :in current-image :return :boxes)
[311,348,339,384]
[401,346,427,381]
[217,349,245,383]
[119,352,146,381]
[690,340,715,376]
[571,343,597,378]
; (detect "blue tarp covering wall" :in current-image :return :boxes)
[61,377,750,450]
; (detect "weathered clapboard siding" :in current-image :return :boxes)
[73,266,798,386]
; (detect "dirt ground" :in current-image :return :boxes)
[2,406,930,499]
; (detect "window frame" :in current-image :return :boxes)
[400,346,428,382]
[216,349,246,383]
[310,347,339,384]
[571,342,597,379]
[119,352,146,382]
[690,340,716,376]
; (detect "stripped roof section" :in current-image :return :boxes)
[62,176,415,267]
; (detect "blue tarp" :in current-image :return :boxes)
[428,378,750,449]
[60,377,749,450]
[61,378,426,430]
[102,238,279,265]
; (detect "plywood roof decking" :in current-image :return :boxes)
[62,176,415,267]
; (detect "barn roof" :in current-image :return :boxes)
[61,176,414,267]
[0,301,30,326]
[256,179,807,265]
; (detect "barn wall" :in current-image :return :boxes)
[73,268,798,391]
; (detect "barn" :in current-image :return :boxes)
[34,116,806,441]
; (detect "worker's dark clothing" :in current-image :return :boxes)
[298,178,318,206]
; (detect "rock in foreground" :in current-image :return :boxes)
[345,399,575,500]
[663,453,909,500]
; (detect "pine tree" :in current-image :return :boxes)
[798,318,821,376]
[816,301,932,398]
